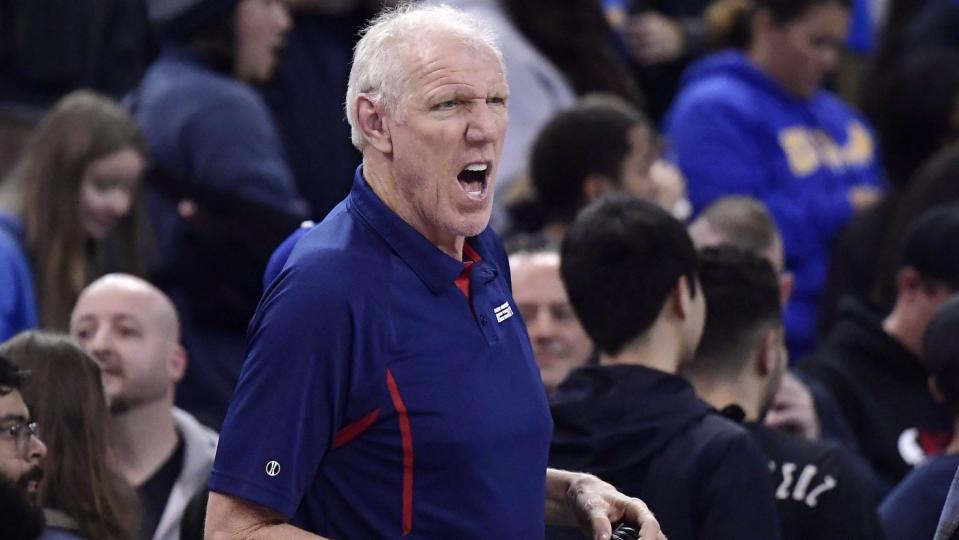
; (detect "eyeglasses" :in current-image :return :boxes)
[0,421,40,457]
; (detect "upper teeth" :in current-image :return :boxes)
[465,163,487,172]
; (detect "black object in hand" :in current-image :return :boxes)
[612,523,640,540]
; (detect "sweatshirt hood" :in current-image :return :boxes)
[681,50,813,105]
[549,364,712,474]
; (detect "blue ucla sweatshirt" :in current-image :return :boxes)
[665,51,883,360]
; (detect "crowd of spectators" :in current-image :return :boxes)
[2,0,959,538]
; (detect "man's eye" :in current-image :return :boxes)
[436,100,459,110]
[487,96,506,106]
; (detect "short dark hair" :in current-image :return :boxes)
[711,0,852,49]
[925,295,959,417]
[561,196,698,355]
[694,196,781,258]
[687,246,782,379]
[531,97,649,225]
[899,204,959,290]
[0,355,27,396]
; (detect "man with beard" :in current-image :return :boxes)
[0,355,46,539]
[69,274,217,540]
[685,246,884,540]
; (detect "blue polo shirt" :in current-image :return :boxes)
[209,168,553,538]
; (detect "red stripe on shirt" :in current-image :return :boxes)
[332,408,381,449]
[386,369,414,535]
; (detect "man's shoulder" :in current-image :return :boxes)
[748,422,847,473]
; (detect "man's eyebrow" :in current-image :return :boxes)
[0,414,27,424]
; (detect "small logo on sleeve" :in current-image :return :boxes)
[265,460,281,477]
[494,301,513,323]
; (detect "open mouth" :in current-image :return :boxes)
[457,162,489,201]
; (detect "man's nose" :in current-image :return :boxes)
[529,311,556,339]
[466,102,500,144]
[28,433,46,462]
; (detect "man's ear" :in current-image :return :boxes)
[671,275,693,319]
[756,328,778,377]
[779,271,795,308]
[355,94,393,154]
[897,267,922,296]
[582,174,614,204]
[929,376,946,404]
[168,344,188,385]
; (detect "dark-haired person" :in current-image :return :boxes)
[665,0,883,361]
[549,196,780,540]
[880,294,959,540]
[1,331,139,540]
[135,0,308,429]
[803,205,959,495]
[686,246,884,540]
[0,355,46,540]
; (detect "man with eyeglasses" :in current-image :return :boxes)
[0,354,46,539]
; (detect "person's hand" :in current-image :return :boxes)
[546,469,666,540]
[624,12,685,65]
[764,371,820,440]
[847,185,882,212]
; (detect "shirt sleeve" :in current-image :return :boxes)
[697,431,783,540]
[208,252,353,518]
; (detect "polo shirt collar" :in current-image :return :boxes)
[348,166,484,295]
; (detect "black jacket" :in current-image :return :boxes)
[739,413,886,540]
[802,297,952,495]
[547,365,781,540]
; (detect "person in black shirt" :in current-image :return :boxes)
[802,205,959,494]
[685,246,885,540]
[550,197,781,540]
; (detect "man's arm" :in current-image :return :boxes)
[544,468,666,540]
[205,492,327,540]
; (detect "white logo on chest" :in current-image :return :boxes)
[494,301,513,323]
[265,460,281,477]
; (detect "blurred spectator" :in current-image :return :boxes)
[686,246,885,540]
[880,294,959,540]
[665,0,883,361]
[134,0,307,428]
[0,91,146,339]
[0,0,152,108]
[426,0,643,229]
[548,196,780,540]
[821,49,959,334]
[1,331,139,539]
[69,274,217,540]
[259,0,380,221]
[507,235,593,395]
[609,0,713,123]
[0,355,46,540]
[803,205,959,495]
[506,95,684,239]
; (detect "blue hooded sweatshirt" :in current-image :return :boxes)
[665,51,883,360]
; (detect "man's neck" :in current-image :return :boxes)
[599,323,683,374]
[883,305,921,358]
[363,157,465,259]
[687,374,761,421]
[110,399,179,487]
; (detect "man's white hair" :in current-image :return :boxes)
[345,3,504,150]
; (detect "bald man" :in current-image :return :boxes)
[69,274,217,540]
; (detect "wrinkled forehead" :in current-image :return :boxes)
[395,29,505,88]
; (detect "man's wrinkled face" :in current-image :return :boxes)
[511,252,593,392]
[384,35,508,246]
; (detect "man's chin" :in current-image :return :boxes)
[0,472,45,539]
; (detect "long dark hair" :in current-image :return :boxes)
[708,0,852,49]
[499,0,644,108]
[7,91,147,331]
[0,331,140,540]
